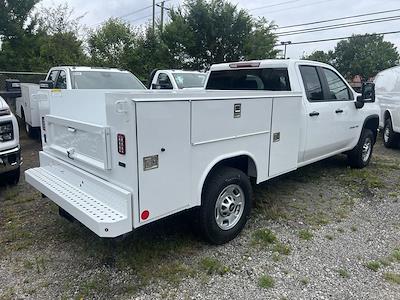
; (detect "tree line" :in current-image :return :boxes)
[0,0,399,82]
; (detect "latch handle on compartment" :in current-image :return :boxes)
[115,100,129,113]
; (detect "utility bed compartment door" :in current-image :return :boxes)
[136,101,191,223]
[46,115,112,170]
[268,96,302,177]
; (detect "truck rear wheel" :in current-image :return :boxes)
[383,118,398,148]
[198,166,252,244]
[347,129,374,169]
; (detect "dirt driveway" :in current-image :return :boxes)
[1,132,400,299]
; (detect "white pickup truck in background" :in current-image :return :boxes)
[375,65,400,148]
[0,96,21,184]
[149,69,207,90]
[25,59,379,244]
[16,66,146,137]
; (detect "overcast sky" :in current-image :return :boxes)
[41,0,400,59]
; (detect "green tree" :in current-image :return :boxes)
[0,0,39,37]
[162,0,277,69]
[87,18,137,69]
[334,34,399,79]
[302,50,334,65]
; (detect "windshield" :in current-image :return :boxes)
[71,71,145,89]
[172,73,206,89]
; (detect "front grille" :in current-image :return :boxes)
[0,121,13,142]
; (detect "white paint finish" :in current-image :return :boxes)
[375,66,400,132]
[46,115,112,170]
[136,101,192,223]
[191,98,273,145]
[269,96,302,177]
[0,96,20,157]
[15,83,40,127]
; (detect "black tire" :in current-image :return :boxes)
[198,166,252,245]
[7,167,20,185]
[383,118,398,148]
[347,129,374,169]
[21,108,37,138]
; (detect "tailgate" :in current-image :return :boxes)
[45,115,112,170]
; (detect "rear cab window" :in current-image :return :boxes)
[206,68,291,91]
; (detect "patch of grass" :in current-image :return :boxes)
[300,277,309,285]
[252,229,277,246]
[350,226,358,232]
[325,234,334,240]
[3,188,19,201]
[337,269,350,278]
[305,213,330,226]
[258,275,275,289]
[365,261,381,272]
[337,228,345,233]
[298,229,313,241]
[273,242,292,255]
[392,249,400,261]
[22,260,34,270]
[199,257,229,276]
[384,272,400,284]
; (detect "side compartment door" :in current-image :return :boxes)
[300,65,341,162]
[136,101,191,223]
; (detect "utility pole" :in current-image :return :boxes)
[160,1,165,31]
[152,0,156,33]
[281,41,292,59]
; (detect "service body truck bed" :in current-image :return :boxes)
[26,60,380,244]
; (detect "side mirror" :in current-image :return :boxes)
[39,80,54,89]
[355,82,375,109]
[151,83,161,89]
[5,79,21,98]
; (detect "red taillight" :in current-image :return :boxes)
[117,134,126,155]
[229,62,260,68]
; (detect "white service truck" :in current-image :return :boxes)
[16,66,146,137]
[375,65,400,148]
[25,60,379,244]
[0,96,21,184]
[149,69,207,90]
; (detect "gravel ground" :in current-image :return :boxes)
[1,131,400,299]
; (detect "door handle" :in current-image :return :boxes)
[309,111,320,117]
[335,109,344,113]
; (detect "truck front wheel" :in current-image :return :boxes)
[199,166,252,245]
[7,167,20,185]
[347,129,374,169]
[383,118,398,148]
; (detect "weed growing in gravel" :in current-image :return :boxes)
[384,272,400,284]
[338,269,350,278]
[273,242,292,255]
[365,261,381,272]
[325,234,334,240]
[392,249,400,261]
[337,228,345,233]
[258,275,275,289]
[298,229,313,241]
[252,229,277,246]
[350,226,358,232]
[199,257,229,275]
[300,277,309,285]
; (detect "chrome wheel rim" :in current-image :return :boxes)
[362,137,372,162]
[215,184,245,231]
[384,126,390,143]
[25,123,30,133]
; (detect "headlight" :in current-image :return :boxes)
[0,108,10,116]
[0,122,13,142]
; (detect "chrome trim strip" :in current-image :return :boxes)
[192,130,270,146]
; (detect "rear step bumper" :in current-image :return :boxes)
[25,154,132,238]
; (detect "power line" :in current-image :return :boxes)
[277,15,400,36]
[263,0,337,15]
[277,8,400,29]
[276,30,400,46]
[248,0,303,11]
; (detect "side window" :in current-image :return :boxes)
[156,73,173,89]
[47,70,59,83]
[299,66,324,101]
[322,68,352,100]
[55,70,67,89]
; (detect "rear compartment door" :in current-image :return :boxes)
[136,101,191,223]
[268,96,302,177]
[45,115,112,170]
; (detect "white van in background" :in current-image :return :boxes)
[16,66,146,137]
[375,65,400,148]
